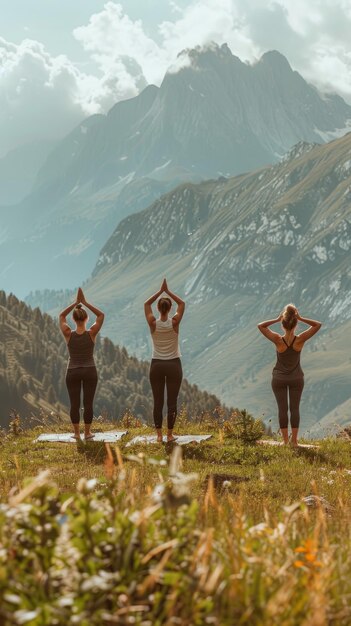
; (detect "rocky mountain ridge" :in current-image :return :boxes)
[2,43,351,295]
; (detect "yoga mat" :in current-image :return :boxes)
[126,434,212,446]
[36,430,128,443]
[257,440,318,448]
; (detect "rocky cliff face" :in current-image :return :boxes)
[95,133,351,314]
[82,131,351,434]
[2,43,351,295]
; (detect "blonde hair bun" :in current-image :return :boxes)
[281,303,298,330]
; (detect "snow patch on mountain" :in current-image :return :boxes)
[311,244,328,263]
[314,119,351,142]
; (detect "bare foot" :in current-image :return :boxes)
[167,435,178,442]
[156,429,163,443]
[84,433,95,440]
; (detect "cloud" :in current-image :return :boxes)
[0,37,86,156]
[0,32,147,157]
[74,0,351,102]
[73,1,259,84]
[270,0,351,97]
[73,2,166,85]
[226,0,351,99]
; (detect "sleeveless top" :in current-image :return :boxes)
[151,318,181,360]
[67,331,95,369]
[272,336,304,380]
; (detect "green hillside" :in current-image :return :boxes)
[0,291,227,428]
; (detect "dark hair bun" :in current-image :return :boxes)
[72,303,88,322]
[158,297,172,315]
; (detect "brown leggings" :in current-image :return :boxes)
[149,358,183,429]
[65,366,98,424]
[271,377,304,429]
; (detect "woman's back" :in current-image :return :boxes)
[67,331,95,368]
[151,318,181,359]
[272,337,304,379]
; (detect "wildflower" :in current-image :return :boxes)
[294,538,323,569]
[3,594,21,605]
[248,522,268,535]
[77,478,97,493]
[81,571,117,592]
[13,610,39,624]
[272,522,286,539]
[86,478,97,491]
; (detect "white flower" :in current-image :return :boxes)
[57,597,74,607]
[13,610,39,624]
[248,522,267,535]
[152,483,165,503]
[272,522,286,539]
[86,479,97,491]
[81,571,115,592]
[4,593,21,605]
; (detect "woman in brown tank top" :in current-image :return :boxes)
[59,287,104,440]
[258,304,321,446]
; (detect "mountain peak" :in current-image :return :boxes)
[282,140,317,162]
[178,41,233,59]
[173,41,242,71]
[260,50,293,71]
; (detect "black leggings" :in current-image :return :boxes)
[149,358,183,429]
[271,377,304,429]
[65,366,98,424]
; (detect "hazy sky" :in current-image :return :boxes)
[1,0,351,156]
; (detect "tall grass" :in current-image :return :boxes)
[1,438,351,626]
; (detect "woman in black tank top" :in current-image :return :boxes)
[258,304,321,446]
[59,288,104,440]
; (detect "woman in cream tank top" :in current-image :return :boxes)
[144,278,185,442]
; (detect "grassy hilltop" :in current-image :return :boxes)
[0,412,351,625]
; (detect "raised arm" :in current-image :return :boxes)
[295,310,322,343]
[78,288,104,339]
[144,279,165,327]
[59,297,78,341]
[164,279,185,326]
[257,314,282,345]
